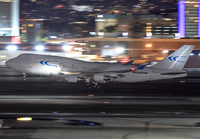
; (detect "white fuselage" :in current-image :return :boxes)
[5,54,188,83]
[6,54,133,76]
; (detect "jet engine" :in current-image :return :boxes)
[67,76,83,83]
[93,74,112,83]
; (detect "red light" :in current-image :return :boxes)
[56,5,63,8]
[11,37,21,44]
[131,68,135,71]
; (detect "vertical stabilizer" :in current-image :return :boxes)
[151,45,195,70]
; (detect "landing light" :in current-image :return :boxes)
[35,45,45,51]
[63,45,72,51]
[190,53,194,56]
[6,45,18,51]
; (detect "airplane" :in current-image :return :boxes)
[5,45,194,88]
[5,53,135,88]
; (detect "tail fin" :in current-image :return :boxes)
[151,45,195,70]
[123,60,134,66]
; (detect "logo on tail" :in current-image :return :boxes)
[168,56,187,63]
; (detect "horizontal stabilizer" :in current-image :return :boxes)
[137,65,146,70]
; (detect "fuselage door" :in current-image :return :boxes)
[29,62,33,68]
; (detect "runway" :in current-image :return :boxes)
[1,67,200,139]
[0,95,200,105]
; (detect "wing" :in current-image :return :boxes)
[51,71,125,83]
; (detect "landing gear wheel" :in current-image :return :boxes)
[22,73,26,81]
[86,77,100,89]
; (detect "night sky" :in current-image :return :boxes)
[20,0,177,10]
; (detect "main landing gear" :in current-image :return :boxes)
[85,77,100,89]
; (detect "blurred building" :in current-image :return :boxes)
[95,14,177,38]
[20,21,43,43]
[47,37,200,63]
[0,0,19,37]
[178,0,200,38]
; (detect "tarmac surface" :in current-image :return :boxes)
[1,117,200,139]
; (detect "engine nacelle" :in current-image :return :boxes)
[94,74,111,83]
[67,76,83,83]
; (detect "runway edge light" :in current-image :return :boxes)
[17,117,32,121]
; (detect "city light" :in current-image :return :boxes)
[98,32,104,38]
[11,36,21,44]
[97,15,103,18]
[146,44,152,48]
[122,32,128,37]
[95,19,106,22]
[49,36,57,39]
[163,50,169,54]
[198,1,200,38]
[178,1,186,37]
[89,32,97,36]
[35,45,45,51]
[116,47,125,53]
[6,45,18,51]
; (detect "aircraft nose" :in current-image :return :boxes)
[5,59,14,68]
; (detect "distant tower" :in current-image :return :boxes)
[178,0,200,38]
[11,0,20,36]
[68,0,75,9]
[0,0,19,36]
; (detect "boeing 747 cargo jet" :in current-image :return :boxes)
[6,45,194,88]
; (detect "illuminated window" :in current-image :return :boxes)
[35,24,41,28]
[22,30,27,33]
[146,44,152,48]
[28,24,34,27]
[90,45,96,47]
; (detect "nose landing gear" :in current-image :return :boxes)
[22,73,26,81]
